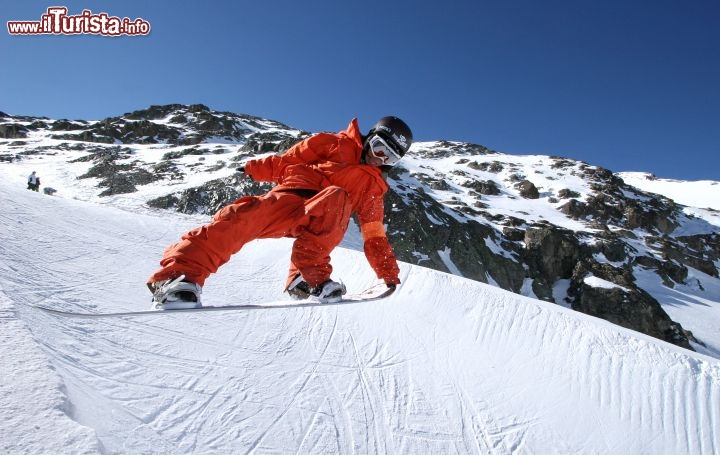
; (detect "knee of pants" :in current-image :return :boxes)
[320,186,349,203]
[305,186,351,221]
[214,196,260,222]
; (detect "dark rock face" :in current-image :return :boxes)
[515,180,539,199]
[648,235,719,278]
[73,147,163,196]
[524,227,582,282]
[568,260,693,348]
[147,175,272,214]
[558,188,580,199]
[384,171,526,291]
[0,123,28,139]
[463,179,500,195]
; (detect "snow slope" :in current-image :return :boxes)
[619,171,720,229]
[2,181,720,454]
[618,172,720,211]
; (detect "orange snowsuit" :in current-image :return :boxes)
[147,118,401,289]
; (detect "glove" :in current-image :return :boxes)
[385,283,397,293]
[236,165,245,174]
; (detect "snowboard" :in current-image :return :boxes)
[34,283,395,318]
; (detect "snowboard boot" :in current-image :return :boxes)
[148,275,202,310]
[285,275,347,303]
[286,273,313,300]
[312,280,347,303]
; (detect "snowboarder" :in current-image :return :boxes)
[147,116,413,309]
[27,171,40,192]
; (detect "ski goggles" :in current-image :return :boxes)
[367,134,402,166]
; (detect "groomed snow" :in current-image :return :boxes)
[1,179,719,454]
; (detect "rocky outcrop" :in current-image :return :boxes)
[147,174,273,214]
[385,169,526,291]
[648,234,719,278]
[515,180,539,199]
[568,260,694,348]
[73,147,163,196]
[43,104,298,146]
[521,226,583,299]
[0,123,28,139]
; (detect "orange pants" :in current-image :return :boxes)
[148,187,352,287]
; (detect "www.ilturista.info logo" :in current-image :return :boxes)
[7,7,150,36]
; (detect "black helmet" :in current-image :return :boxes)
[367,116,413,157]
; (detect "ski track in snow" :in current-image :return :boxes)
[1,181,720,454]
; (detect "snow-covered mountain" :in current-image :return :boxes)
[2,105,720,454]
[1,104,719,358]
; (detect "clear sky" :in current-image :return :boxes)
[2,0,719,180]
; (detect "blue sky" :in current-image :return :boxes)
[2,0,719,180]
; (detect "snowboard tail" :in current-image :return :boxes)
[34,284,395,318]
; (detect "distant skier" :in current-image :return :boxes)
[147,116,413,309]
[27,171,40,191]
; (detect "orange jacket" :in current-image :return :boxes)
[244,119,401,284]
